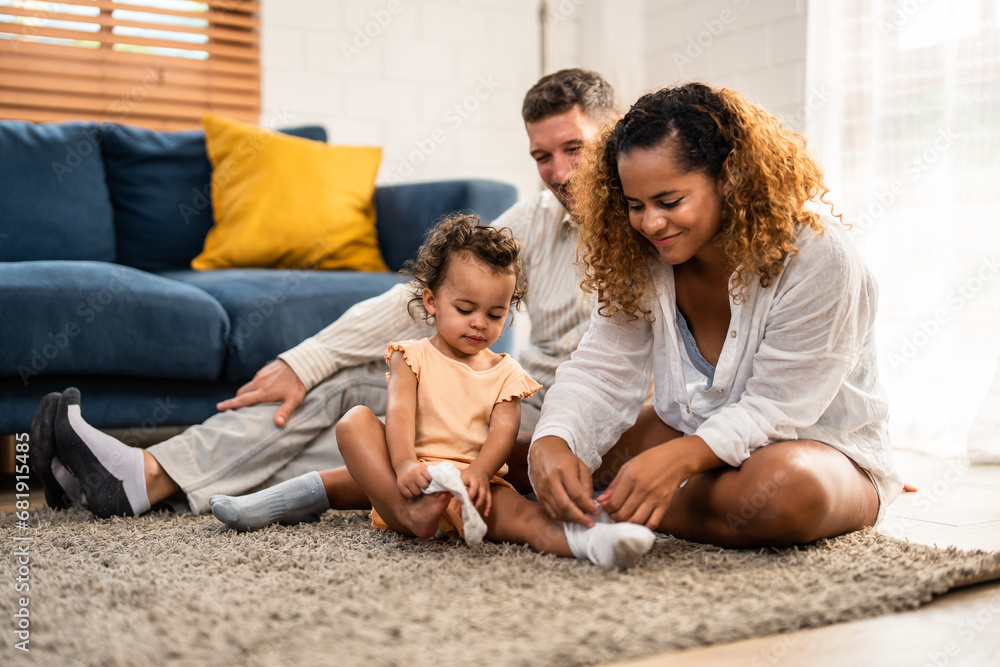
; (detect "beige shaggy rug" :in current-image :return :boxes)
[2,507,999,667]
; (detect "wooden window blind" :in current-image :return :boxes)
[0,0,259,130]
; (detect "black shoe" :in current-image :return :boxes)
[30,392,74,509]
[54,387,134,519]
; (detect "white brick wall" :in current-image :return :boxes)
[642,0,809,129]
[260,0,812,196]
[260,0,543,199]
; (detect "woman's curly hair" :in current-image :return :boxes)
[572,82,835,323]
[401,212,527,325]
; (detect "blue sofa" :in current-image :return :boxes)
[0,121,517,434]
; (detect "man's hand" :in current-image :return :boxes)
[529,436,599,527]
[395,460,431,498]
[216,359,306,427]
[462,466,492,517]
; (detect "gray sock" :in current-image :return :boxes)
[209,471,330,531]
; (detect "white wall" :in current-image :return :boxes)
[260,0,544,199]
[643,0,809,129]
[260,0,812,195]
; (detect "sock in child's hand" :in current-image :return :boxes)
[423,461,487,546]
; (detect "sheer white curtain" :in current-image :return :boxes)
[806,0,1000,459]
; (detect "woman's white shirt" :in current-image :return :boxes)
[531,215,903,516]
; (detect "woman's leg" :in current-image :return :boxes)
[335,406,449,538]
[662,440,879,548]
[594,405,879,548]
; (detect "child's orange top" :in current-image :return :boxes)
[385,338,542,476]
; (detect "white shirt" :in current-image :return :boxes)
[531,214,903,512]
[279,190,594,395]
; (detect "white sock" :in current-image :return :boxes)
[209,471,330,531]
[51,458,85,506]
[66,405,150,515]
[563,519,656,570]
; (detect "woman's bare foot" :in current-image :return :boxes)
[395,492,451,538]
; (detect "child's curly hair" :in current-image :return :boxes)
[572,82,835,323]
[401,213,527,324]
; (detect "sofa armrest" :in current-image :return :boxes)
[374,179,518,272]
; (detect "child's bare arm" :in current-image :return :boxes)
[464,398,521,516]
[384,351,429,497]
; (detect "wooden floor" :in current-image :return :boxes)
[608,449,1000,667]
[4,449,999,664]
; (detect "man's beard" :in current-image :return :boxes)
[551,182,573,211]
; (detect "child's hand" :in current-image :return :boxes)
[396,460,431,498]
[462,467,492,517]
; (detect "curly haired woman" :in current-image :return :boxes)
[528,82,903,548]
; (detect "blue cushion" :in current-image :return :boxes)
[375,179,518,271]
[101,124,329,272]
[0,261,229,381]
[0,121,116,263]
[159,268,401,381]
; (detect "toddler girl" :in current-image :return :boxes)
[212,214,655,569]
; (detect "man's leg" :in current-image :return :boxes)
[50,361,387,517]
[150,361,387,514]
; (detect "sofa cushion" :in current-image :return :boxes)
[192,115,386,272]
[102,123,329,272]
[0,121,116,263]
[160,268,401,381]
[374,179,519,271]
[0,261,229,382]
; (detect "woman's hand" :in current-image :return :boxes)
[461,466,492,517]
[597,435,722,529]
[395,460,431,498]
[529,436,600,527]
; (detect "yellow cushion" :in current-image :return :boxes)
[192,114,387,272]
